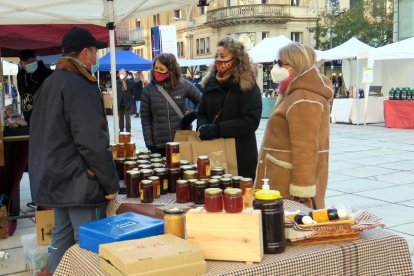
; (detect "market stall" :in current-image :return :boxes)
[331,97,386,124]
[384,100,414,129]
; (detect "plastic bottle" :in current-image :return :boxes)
[308,208,347,223]
[253,179,285,254]
[388,88,394,100]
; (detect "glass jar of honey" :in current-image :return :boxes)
[231,176,242,188]
[119,132,131,144]
[219,177,232,191]
[154,168,168,195]
[126,170,140,198]
[125,142,136,158]
[224,188,243,213]
[140,169,154,181]
[140,180,153,203]
[207,178,220,189]
[114,158,126,180]
[164,208,185,239]
[197,155,211,179]
[116,143,126,158]
[166,142,180,168]
[240,177,254,195]
[148,176,161,199]
[110,143,117,159]
[188,179,197,202]
[139,149,152,157]
[168,168,181,193]
[175,180,189,203]
[211,166,225,176]
[193,180,207,205]
[123,161,137,181]
[183,170,198,180]
[204,188,223,212]
[180,165,194,176]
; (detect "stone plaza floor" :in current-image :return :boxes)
[1,115,414,275]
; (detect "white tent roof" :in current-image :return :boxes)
[319,37,373,60]
[0,0,197,25]
[1,60,18,75]
[369,37,414,61]
[178,58,214,67]
[248,36,293,63]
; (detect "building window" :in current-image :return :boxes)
[196,37,210,55]
[135,19,141,28]
[177,42,184,57]
[262,0,268,3]
[200,6,207,15]
[291,0,300,6]
[153,14,160,26]
[174,9,182,19]
[196,39,200,55]
[262,32,269,40]
[206,37,210,53]
[291,32,303,43]
[227,0,231,7]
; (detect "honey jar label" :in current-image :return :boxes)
[163,179,168,190]
[140,190,143,201]
[157,185,160,196]
[172,153,180,164]
[206,165,211,177]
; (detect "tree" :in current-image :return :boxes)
[314,0,393,50]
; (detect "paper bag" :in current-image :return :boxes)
[174,131,238,175]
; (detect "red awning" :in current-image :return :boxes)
[0,24,110,57]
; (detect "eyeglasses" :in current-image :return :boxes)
[274,59,288,68]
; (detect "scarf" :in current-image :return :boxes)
[56,57,96,83]
[278,75,296,95]
[121,78,128,91]
[215,71,232,83]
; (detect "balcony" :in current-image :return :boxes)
[115,27,145,46]
[206,4,291,28]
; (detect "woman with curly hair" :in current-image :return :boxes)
[197,36,262,179]
[141,53,201,155]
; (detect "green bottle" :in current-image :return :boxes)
[389,88,394,100]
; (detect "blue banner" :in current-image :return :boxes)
[151,26,161,59]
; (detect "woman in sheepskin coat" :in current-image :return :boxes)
[256,43,333,209]
[197,36,262,179]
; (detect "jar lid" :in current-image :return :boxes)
[138,154,150,159]
[166,142,179,146]
[126,157,138,161]
[198,155,209,160]
[194,180,207,186]
[231,176,243,180]
[255,190,282,200]
[127,170,140,176]
[127,142,135,145]
[211,166,224,171]
[220,177,231,183]
[188,179,198,183]
[124,161,137,165]
[222,174,233,178]
[150,158,163,163]
[119,132,130,135]
[176,180,188,185]
[137,160,149,164]
[114,157,126,161]
[168,168,181,172]
[154,168,167,173]
[181,165,194,170]
[150,153,162,158]
[117,143,125,146]
[151,163,164,168]
[241,177,252,182]
[208,178,219,184]
[164,207,185,214]
[205,188,223,195]
[140,180,153,186]
[180,160,190,165]
[148,176,160,181]
[139,165,152,169]
[211,175,222,179]
[140,169,154,174]
[224,188,242,196]
[183,170,197,175]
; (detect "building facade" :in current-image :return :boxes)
[393,0,414,41]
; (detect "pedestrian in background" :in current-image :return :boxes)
[197,36,262,180]
[28,27,119,274]
[117,68,135,132]
[141,53,201,156]
[256,42,333,209]
[133,72,144,118]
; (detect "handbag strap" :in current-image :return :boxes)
[212,89,231,124]
[155,84,184,119]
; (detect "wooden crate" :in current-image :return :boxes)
[0,206,8,239]
[186,207,263,263]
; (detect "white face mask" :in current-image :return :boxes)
[119,74,126,80]
[271,65,292,83]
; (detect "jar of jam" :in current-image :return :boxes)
[224,188,243,213]
[114,158,126,180]
[166,142,180,168]
[123,161,137,180]
[188,179,197,202]
[119,132,131,144]
[150,153,162,159]
[183,170,198,180]
[168,168,181,193]
[180,165,194,176]
[175,180,189,203]
[211,166,225,176]
[140,169,154,181]
[150,163,164,170]
[204,188,223,212]
[207,178,220,189]
[197,155,211,179]
[164,208,185,239]
[240,177,254,195]
[180,160,190,166]
[140,180,153,203]
[125,142,136,158]
[126,170,140,198]
[154,168,168,195]
[148,176,161,199]
[219,177,232,191]
[193,180,207,205]
[110,143,117,159]
[117,143,126,158]
[231,176,242,188]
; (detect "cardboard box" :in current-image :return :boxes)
[103,92,112,109]
[99,234,206,276]
[35,207,54,246]
[79,212,164,253]
[186,207,263,263]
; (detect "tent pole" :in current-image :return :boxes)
[356,59,360,125]
[107,0,119,144]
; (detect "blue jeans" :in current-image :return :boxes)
[48,205,107,274]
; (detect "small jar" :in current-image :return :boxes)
[204,188,223,212]
[224,188,243,213]
[110,143,117,159]
[168,168,181,193]
[183,170,198,180]
[114,158,126,180]
[222,173,233,179]
[231,176,243,188]
[123,161,137,181]
[125,142,136,158]
[126,170,141,198]
[188,179,197,202]
[180,165,194,177]
[138,154,150,161]
[138,164,152,170]
[197,155,211,179]
[166,142,180,168]
[150,153,162,159]
[180,160,190,166]
[164,208,185,239]
[137,159,150,166]
[148,176,161,199]
[140,180,153,203]
[211,166,225,176]
[119,132,131,144]
[116,143,126,158]
[126,156,138,162]
[150,163,164,170]
[207,178,220,189]
[175,180,189,203]
[139,149,152,156]
[193,180,207,205]
[154,168,168,195]
[219,177,232,191]
[240,177,254,195]
[150,158,163,164]
[140,169,154,183]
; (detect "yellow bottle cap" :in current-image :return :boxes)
[254,190,282,200]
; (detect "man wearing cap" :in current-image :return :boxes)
[28,27,119,273]
[17,49,53,125]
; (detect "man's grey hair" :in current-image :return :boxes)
[119,68,126,74]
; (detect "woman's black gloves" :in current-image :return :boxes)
[199,124,220,140]
[181,111,198,130]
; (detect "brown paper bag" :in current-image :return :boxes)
[174,131,238,175]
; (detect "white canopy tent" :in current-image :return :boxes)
[178,58,214,67]
[1,60,18,76]
[0,0,198,142]
[248,36,294,64]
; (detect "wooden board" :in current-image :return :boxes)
[186,207,263,263]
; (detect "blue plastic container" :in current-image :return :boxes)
[78,212,164,253]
